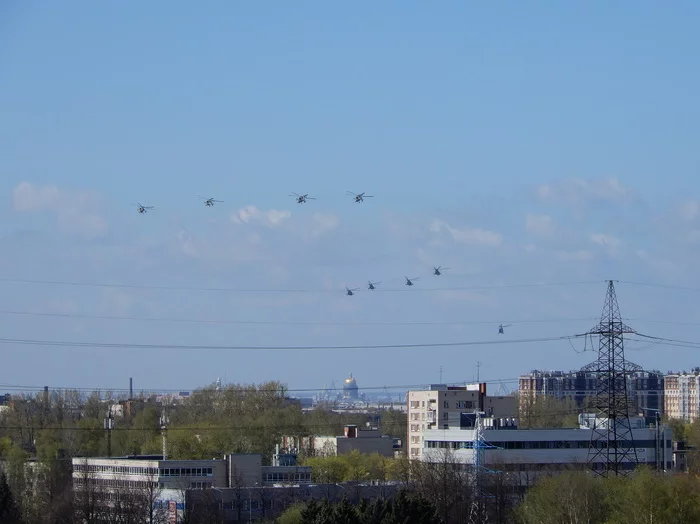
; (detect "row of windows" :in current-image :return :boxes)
[160,467,214,477]
[74,477,155,489]
[74,464,158,476]
[265,472,311,482]
[425,439,671,450]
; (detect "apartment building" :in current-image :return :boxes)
[407,383,517,460]
[420,413,672,487]
[664,370,700,422]
[518,361,664,417]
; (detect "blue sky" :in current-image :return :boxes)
[1,3,700,396]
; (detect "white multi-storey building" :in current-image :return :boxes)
[419,413,672,486]
[72,452,312,521]
[407,383,517,460]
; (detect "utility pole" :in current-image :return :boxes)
[586,280,639,477]
[476,361,481,383]
[160,412,169,460]
[104,408,114,457]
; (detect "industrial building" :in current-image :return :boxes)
[518,361,664,417]
[419,413,672,486]
[72,450,312,521]
[407,383,517,460]
[282,423,397,458]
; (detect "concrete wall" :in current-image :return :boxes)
[337,436,395,457]
[227,454,263,487]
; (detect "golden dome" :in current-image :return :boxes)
[344,373,357,385]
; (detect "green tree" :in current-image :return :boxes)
[516,470,607,524]
[277,503,304,524]
[516,393,580,429]
[0,471,22,524]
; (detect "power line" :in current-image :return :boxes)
[0,276,603,293]
[618,280,700,292]
[0,377,523,395]
[1,308,697,328]
[0,334,582,352]
[0,309,600,326]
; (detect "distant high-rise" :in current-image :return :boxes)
[664,369,700,422]
[518,362,664,418]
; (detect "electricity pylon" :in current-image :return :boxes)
[586,280,639,477]
[469,413,500,524]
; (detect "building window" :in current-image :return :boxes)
[444,401,449,408]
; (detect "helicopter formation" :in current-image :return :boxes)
[344,268,512,334]
[130,196,511,334]
[131,190,375,213]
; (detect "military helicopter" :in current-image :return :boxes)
[346,191,373,203]
[405,276,420,286]
[498,323,512,334]
[290,192,315,204]
[200,197,223,207]
[132,203,154,214]
[433,266,449,276]
[368,281,381,290]
[346,286,359,296]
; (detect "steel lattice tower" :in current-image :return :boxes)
[586,280,639,476]
[468,414,500,524]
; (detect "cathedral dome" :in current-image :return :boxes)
[343,373,359,398]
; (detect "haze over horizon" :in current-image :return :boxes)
[2,3,700,393]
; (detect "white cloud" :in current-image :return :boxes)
[311,212,339,236]
[176,230,199,257]
[525,213,556,237]
[678,201,700,222]
[536,177,635,205]
[231,205,291,227]
[12,182,108,239]
[554,249,595,263]
[430,219,502,246]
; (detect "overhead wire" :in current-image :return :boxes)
[0,334,583,351]
[0,276,605,293]
[0,377,523,394]
[1,308,698,328]
[0,309,601,326]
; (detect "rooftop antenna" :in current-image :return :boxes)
[160,411,170,460]
[439,366,443,384]
[104,408,115,458]
[476,361,482,383]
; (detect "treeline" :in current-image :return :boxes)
[0,381,406,523]
[0,381,406,461]
[279,491,440,524]
[518,467,700,523]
